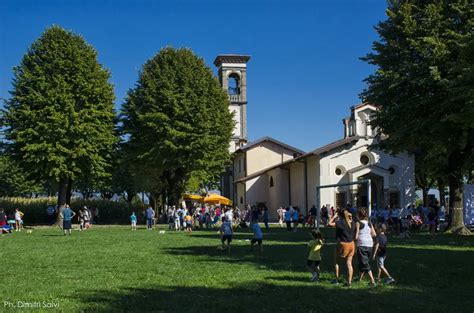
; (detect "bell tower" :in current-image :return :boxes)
[214,54,251,152]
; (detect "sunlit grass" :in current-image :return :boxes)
[1,224,473,312]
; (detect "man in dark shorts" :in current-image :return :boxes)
[60,205,76,235]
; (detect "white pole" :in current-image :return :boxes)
[316,187,320,229]
[367,179,372,217]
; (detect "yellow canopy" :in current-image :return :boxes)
[203,194,232,206]
[183,194,204,201]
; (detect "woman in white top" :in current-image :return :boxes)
[355,207,376,286]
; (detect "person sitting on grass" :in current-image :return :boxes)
[250,222,263,252]
[372,224,395,285]
[60,205,76,236]
[306,229,324,282]
[355,207,377,287]
[220,216,233,252]
[130,212,137,231]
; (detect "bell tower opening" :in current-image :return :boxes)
[228,73,240,95]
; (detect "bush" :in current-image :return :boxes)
[0,197,147,225]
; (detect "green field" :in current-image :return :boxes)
[2,225,473,313]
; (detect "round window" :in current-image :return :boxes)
[389,167,395,175]
[360,154,370,165]
[335,168,342,176]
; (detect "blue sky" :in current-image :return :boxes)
[0,0,387,152]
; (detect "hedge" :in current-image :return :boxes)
[0,197,147,225]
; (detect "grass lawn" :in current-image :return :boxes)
[2,224,474,313]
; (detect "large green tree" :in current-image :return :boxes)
[361,1,474,210]
[2,25,117,205]
[122,47,233,205]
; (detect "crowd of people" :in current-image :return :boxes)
[0,208,24,233]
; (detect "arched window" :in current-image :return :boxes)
[228,73,240,95]
[269,176,274,188]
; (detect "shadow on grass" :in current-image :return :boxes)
[76,282,430,313]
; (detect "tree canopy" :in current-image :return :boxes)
[361,1,474,207]
[121,47,233,204]
[2,25,117,205]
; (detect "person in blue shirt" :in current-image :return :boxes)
[145,206,155,230]
[60,205,76,235]
[251,222,264,252]
[284,207,292,231]
[219,216,233,252]
[292,207,299,232]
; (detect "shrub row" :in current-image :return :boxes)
[0,197,147,225]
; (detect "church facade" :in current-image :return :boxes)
[215,55,416,221]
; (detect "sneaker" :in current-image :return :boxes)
[310,273,319,282]
[331,279,340,285]
[368,282,377,288]
[343,282,352,288]
[386,277,395,285]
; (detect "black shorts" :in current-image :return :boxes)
[222,235,232,243]
[307,259,320,267]
[357,246,372,273]
[251,238,262,245]
[63,220,72,230]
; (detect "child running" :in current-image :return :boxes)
[220,216,233,252]
[130,212,137,231]
[372,224,395,284]
[250,222,263,252]
[307,229,324,282]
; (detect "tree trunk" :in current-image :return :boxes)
[446,175,469,235]
[422,188,429,207]
[438,179,446,207]
[446,208,471,235]
[126,190,135,204]
[66,178,73,205]
[448,175,463,209]
[57,177,68,206]
[149,193,156,211]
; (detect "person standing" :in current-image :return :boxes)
[14,208,24,232]
[130,212,137,231]
[262,206,269,231]
[60,205,76,235]
[355,208,377,286]
[309,205,317,228]
[277,207,284,227]
[284,207,292,231]
[292,207,299,232]
[145,206,155,230]
[328,208,355,287]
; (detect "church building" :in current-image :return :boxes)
[215,55,416,221]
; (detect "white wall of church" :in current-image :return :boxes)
[246,175,269,207]
[267,168,290,220]
[306,155,320,209]
[317,137,415,209]
[289,161,305,211]
[246,142,295,175]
